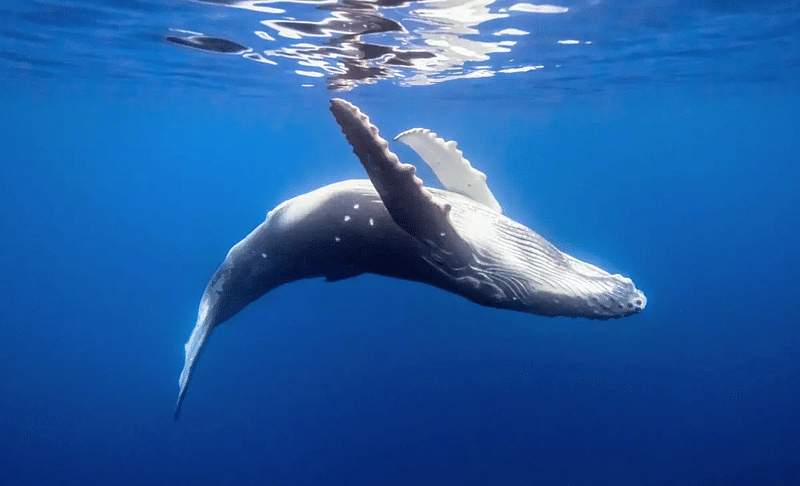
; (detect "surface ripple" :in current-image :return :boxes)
[0,0,798,95]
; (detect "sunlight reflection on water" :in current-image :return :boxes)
[165,0,571,90]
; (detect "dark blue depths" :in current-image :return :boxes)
[0,79,799,485]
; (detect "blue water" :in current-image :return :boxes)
[1,0,799,484]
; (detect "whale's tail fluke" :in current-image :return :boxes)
[174,294,216,420]
[175,327,208,420]
[174,224,279,420]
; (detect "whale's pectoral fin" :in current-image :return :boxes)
[395,128,502,214]
[330,98,471,261]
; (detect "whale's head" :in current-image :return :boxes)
[585,275,647,318]
[546,254,647,319]
[441,193,646,320]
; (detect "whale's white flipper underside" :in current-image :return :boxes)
[395,128,502,214]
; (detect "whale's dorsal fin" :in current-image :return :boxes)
[395,128,502,214]
[330,98,471,264]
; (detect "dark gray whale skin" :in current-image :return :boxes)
[174,99,646,419]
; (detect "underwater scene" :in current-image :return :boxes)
[1,0,799,484]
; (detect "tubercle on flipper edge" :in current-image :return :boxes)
[329,99,433,207]
[394,127,502,214]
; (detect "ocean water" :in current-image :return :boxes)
[1,0,799,484]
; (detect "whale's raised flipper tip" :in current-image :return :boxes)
[395,127,502,214]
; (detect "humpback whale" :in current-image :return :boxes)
[174,99,646,419]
